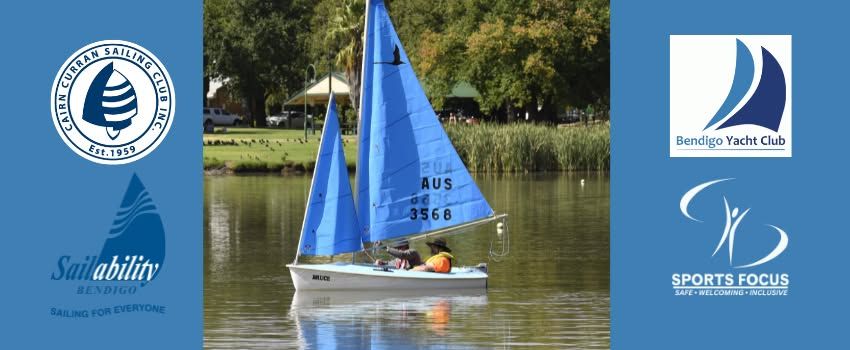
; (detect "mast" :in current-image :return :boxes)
[354,0,372,246]
[353,0,370,203]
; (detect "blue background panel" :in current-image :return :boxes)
[613,0,847,348]
[0,0,201,348]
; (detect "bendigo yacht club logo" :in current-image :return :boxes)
[49,174,167,318]
[672,178,790,297]
[670,35,791,157]
[51,40,175,164]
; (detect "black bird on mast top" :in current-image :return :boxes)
[375,45,405,66]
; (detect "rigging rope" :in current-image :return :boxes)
[488,216,510,262]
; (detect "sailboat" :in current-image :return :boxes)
[286,0,506,291]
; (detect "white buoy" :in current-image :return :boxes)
[580,179,585,186]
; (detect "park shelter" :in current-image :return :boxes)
[284,72,351,106]
[446,81,480,99]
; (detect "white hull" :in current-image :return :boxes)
[287,263,487,290]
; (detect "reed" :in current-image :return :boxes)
[445,122,610,172]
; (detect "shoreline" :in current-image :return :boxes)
[203,123,610,175]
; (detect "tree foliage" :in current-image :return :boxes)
[204,0,313,126]
[395,0,609,122]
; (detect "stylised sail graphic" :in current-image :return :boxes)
[83,62,139,140]
[704,39,754,130]
[705,40,787,132]
[298,98,362,256]
[356,0,494,243]
[97,174,165,285]
[717,46,786,132]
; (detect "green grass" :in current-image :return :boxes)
[203,123,610,173]
[203,128,356,172]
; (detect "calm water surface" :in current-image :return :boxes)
[205,174,609,349]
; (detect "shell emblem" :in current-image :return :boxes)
[83,62,138,140]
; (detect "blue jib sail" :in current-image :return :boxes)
[356,0,494,243]
[299,98,362,255]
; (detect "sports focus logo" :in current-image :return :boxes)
[670,35,791,157]
[672,178,790,297]
[680,179,788,268]
[51,40,175,164]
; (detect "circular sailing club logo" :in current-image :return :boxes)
[51,40,175,164]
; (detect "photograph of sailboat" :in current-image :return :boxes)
[204,0,609,348]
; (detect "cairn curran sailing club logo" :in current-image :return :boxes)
[670,35,791,157]
[672,179,790,297]
[49,174,167,318]
[51,40,175,164]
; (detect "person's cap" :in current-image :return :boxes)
[425,238,451,253]
[390,239,410,248]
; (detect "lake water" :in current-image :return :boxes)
[204,173,609,349]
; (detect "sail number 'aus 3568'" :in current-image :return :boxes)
[409,177,453,221]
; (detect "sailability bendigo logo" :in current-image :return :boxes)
[672,179,790,297]
[50,40,175,164]
[50,174,167,318]
[670,35,791,157]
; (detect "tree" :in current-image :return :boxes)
[309,0,366,120]
[397,0,610,122]
[204,0,313,126]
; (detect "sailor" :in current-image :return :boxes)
[375,239,422,270]
[413,238,454,273]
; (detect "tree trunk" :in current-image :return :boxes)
[346,67,360,126]
[203,75,210,107]
[506,101,516,123]
[252,89,267,127]
[203,54,209,107]
[347,39,363,134]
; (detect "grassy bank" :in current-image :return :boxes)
[203,123,609,174]
[203,128,356,173]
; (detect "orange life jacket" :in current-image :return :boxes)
[425,252,454,273]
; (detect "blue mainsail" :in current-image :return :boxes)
[716,45,786,132]
[356,0,494,243]
[298,98,362,255]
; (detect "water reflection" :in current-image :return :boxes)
[291,290,487,349]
